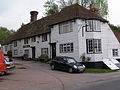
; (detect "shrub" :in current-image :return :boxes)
[38,54,49,62]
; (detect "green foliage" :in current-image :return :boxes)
[109,24,120,31]
[37,54,49,62]
[80,53,91,62]
[44,0,108,17]
[0,27,15,43]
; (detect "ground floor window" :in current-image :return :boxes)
[60,43,73,53]
[41,48,48,55]
[86,39,102,54]
[113,49,118,57]
[14,50,18,55]
[24,49,29,56]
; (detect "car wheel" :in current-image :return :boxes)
[68,68,73,73]
[51,64,55,70]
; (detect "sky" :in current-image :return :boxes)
[0,0,120,30]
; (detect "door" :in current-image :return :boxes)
[31,47,36,59]
[51,43,56,59]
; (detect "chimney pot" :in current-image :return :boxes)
[30,11,38,22]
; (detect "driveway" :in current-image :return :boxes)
[0,58,120,90]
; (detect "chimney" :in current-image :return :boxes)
[30,11,38,22]
[89,3,98,15]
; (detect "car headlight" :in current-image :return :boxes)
[73,65,77,69]
[83,65,85,68]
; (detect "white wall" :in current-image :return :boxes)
[12,33,51,58]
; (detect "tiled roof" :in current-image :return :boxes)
[3,4,108,44]
[112,30,120,42]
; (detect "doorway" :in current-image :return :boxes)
[51,43,56,59]
[31,47,36,59]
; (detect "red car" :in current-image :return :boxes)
[0,50,6,75]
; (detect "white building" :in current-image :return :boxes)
[2,4,120,69]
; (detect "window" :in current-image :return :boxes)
[31,37,36,42]
[41,48,48,55]
[14,41,17,47]
[24,49,29,56]
[113,49,118,57]
[10,45,12,50]
[24,38,29,44]
[42,34,47,42]
[5,46,8,51]
[14,50,18,55]
[60,43,73,53]
[86,20,101,32]
[59,21,73,34]
[87,39,102,54]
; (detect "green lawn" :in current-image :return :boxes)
[85,68,118,73]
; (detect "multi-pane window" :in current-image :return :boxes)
[14,41,17,47]
[86,20,101,32]
[87,39,102,54]
[42,34,47,42]
[14,50,18,55]
[59,21,73,34]
[31,37,36,42]
[113,49,118,57]
[5,46,8,51]
[24,38,29,44]
[24,49,29,56]
[41,48,48,55]
[60,43,73,53]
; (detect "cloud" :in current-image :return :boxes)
[0,0,46,30]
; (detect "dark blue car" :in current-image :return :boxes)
[50,56,85,73]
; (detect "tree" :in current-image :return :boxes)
[0,27,15,43]
[44,0,108,17]
[44,0,59,16]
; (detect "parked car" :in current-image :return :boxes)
[0,50,6,75]
[50,56,85,73]
[4,56,15,73]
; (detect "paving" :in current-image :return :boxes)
[0,58,120,90]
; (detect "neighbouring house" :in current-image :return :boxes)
[2,4,120,69]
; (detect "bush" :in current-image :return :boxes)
[38,54,49,62]
[22,54,29,60]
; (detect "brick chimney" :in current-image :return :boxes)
[89,3,98,15]
[30,11,38,22]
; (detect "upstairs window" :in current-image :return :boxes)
[113,49,118,57]
[14,41,17,47]
[59,21,73,34]
[31,37,36,42]
[42,34,47,42]
[24,38,29,44]
[86,39,102,54]
[86,20,101,32]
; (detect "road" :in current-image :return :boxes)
[75,78,120,90]
[0,58,120,90]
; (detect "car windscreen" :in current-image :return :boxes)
[65,58,76,63]
[4,56,13,62]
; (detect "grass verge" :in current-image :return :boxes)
[85,68,118,73]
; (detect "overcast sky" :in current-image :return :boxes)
[0,0,120,30]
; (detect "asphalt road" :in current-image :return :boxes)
[75,78,120,90]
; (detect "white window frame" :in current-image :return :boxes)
[24,49,29,56]
[31,37,36,42]
[14,41,17,47]
[60,43,73,53]
[42,34,47,42]
[87,39,102,54]
[41,48,48,55]
[24,38,29,44]
[113,49,118,57]
[86,20,101,32]
[14,50,18,55]
[59,21,73,34]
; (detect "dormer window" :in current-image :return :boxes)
[59,21,73,34]
[86,20,101,32]
[31,37,36,42]
[24,38,29,44]
[42,34,47,42]
[14,41,17,47]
